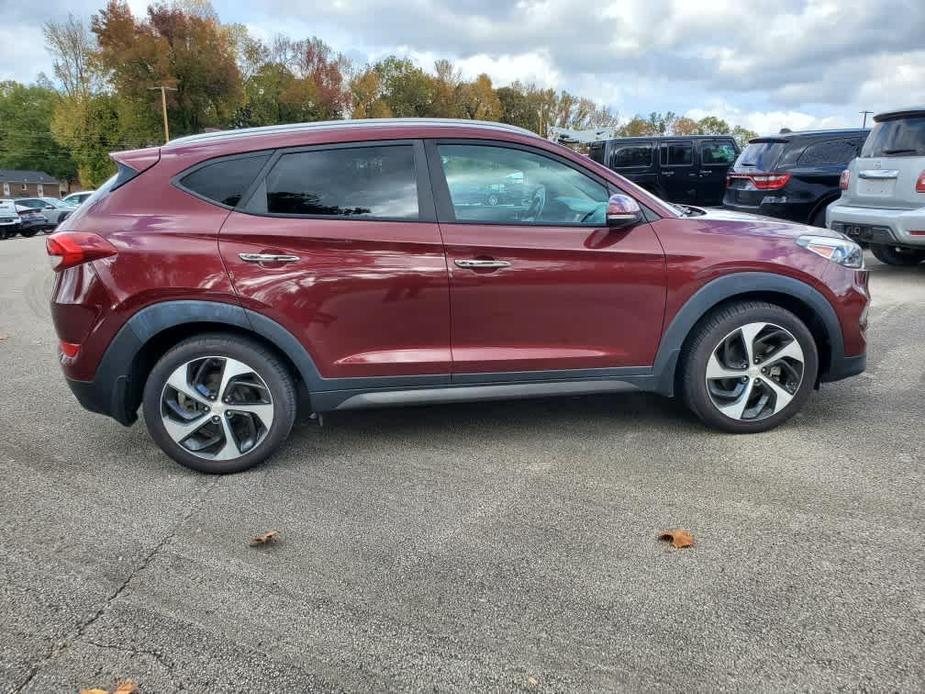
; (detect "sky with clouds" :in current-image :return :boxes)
[1,0,922,134]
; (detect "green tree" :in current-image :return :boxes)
[0,82,77,183]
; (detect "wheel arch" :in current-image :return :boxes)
[653,273,844,397]
[94,300,322,425]
[808,192,841,226]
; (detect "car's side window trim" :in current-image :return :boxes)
[237,139,436,223]
[172,150,277,211]
[426,138,643,227]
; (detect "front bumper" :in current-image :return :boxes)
[828,202,925,248]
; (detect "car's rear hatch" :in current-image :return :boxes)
[844,109,925,210]
[724,138,789,206]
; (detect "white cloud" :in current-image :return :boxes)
[2,0,921,132]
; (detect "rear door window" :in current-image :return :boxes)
[612,143,654,168]
[180,154,271,207]
[263,145,419,219]
[861,116,925,157]
[660,142,693,166]
[797,139,858,166]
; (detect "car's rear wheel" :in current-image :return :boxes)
[681,301,818,433]
[870,244,925,266]
[142,335,297,474]
[19,229,37,238]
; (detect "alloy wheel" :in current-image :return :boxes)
[160,356,274,461]
[705,322,805,421]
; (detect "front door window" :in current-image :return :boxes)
[437,144,609,226]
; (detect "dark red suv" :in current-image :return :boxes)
[48,119,870,473]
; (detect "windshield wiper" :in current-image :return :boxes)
[881,148,918,155]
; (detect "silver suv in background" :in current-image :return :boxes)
[828,107,925,266]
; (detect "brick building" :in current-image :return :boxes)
[0,169,64,199]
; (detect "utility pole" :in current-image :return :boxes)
[859,110,874,128]
[149,85,178,143]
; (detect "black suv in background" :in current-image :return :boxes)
[589,135,739,206]
[723,129,869,227]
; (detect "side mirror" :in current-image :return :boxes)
[606,194,643,229]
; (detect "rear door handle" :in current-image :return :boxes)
[239,253,301,263]
[454,259,511,269]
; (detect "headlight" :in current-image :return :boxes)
[796,235,864,269]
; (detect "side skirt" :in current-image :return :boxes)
[312,374,658,412]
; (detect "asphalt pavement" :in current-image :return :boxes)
[0,235,922,692]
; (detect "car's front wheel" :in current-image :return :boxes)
[870,244,925,266]
[681,301,819,433]
[142,334,297,473]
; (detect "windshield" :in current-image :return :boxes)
[734,142,785,171]
[861,116,925,157]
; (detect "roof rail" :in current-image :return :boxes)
[166,118,539,148]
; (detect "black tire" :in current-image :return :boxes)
[19,229,37,238]
[810,205,828,228]
[870,244,925,266]
[142,334,297,474]
[680,301,819,433]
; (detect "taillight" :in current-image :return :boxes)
[59,340,80,358]
[840,169,850,190]
[727,173,791,190]
[916,170,925,193]
[46,232,117,271]
[749,173,791,190]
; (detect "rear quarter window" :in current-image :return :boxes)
[179,154,271,207]
[797,139,858,166]
[862,116,925,157]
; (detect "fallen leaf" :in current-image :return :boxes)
[249,530,280,547]
[658,529,694,549]
[114,682,140,694]
[0,334,8,342]
[79,689,109,694]
[527,675,540,687]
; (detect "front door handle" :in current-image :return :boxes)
[239,253,301,263]
[454,259,511,269]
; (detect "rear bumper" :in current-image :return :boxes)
[821,352,866,383]
[66,374,137,426]
[827,202,925,248]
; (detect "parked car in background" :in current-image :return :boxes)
[61,191,95,207]
[828,107,925,265]
[15,205,47,237]
[48,119,868,474]
[15,197,72,229]
[0,199,21,239]
[724,128,869,227]
[589,135,739,206]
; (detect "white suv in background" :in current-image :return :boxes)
[828,106,925,266]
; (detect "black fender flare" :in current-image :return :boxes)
[86,300,326,425]
[85,300,443,425]
[650,272,845,396]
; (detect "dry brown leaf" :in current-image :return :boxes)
[249,530,280,547]
[527,675,540,687]
[79,689,109,694]
[659,529,694,549]
[114,681,140,694]
[0,334,8,342]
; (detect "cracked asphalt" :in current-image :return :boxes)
[0,235,923,693]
